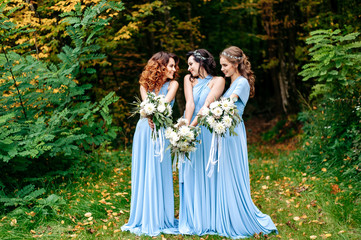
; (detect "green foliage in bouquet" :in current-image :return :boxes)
[298,28,361,192]
[0,0,122,184]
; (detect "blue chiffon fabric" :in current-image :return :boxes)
[121,81,178,236]
[178,75,217,235]
[215,76,278,238]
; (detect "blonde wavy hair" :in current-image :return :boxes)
[220,46,255,98]
[139,52,179,92]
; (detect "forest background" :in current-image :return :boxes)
[0,0,360,239]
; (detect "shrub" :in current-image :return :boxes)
[298,28,361,190]
[0,1,123,187]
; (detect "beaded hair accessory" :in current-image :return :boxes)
[193,50,207,60]
[221,51,242,60]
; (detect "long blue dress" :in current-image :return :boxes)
[215,76,278,239]
[178,75,217,235]
[121,81,178,236]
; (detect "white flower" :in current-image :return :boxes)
[186,130,195,140]
[178,126,191,137]
[170,131,179,143]
[215,122,226,135]
[202,107,210,116]
[209,101,219,109]
[144,103,155,115]
[206,116,216,127]
[140,109,147,118]
[140,101,146,108]
[158,97,166,105]
[177,141,188,149]
[222,115,233,128]
[166,105,172,116]
[165,127,173,139]
[157,104,166,113]
[175,118,188,128]
[211,107,223,117]
[221,100,233,112]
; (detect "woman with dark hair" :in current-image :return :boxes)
[178,49,225,235]
[216,46,278,238]
[121,51,179,236]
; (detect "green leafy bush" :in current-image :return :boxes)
[0,1,122,191]
[298,29,361,190]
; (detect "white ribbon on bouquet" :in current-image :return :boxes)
[206,132,222,177]
[153,126,165,162]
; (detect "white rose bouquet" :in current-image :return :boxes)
[131,92,173,161]
[197,97,242,176]
[165,118,201,170]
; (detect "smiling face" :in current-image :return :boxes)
[187,56,200,77]
[165,57,177,79]
[220,56,238,78]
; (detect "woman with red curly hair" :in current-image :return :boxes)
[121,51,179,236]
[215,46,278,238]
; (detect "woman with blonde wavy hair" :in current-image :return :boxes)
[121,51,179,236]
[215,46,278,238]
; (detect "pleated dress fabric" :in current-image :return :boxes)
[178,75,217,236]
[121,81,178,236]
[215,76,278,239]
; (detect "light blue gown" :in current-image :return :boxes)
[121,81,178,236]
[215,76,278,238]
[178,75,217,235]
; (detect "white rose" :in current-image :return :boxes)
[215,122,226,135]
[222,115,232,128]
[157,104,166,113]
[144,103,155,115]
[211,107,223,117]
[175,118,188,128]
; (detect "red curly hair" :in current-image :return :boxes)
[139,52,179,92]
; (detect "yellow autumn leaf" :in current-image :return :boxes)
[293,216,300,221]
[310,236,317,239]
[321,168,327,172]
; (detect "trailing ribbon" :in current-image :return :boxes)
[153,126,165,162]
[206,132,222,177]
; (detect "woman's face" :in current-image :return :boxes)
[165,57,177,79]
[187,56,200,77]
[220,56,238,78]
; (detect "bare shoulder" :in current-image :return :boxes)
[184,74,192,82]
[213,76,225,83]
[169,80,179,87]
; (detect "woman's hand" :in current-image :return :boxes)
[148,118,155,130]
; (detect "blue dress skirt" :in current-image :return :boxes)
[178,75,217,235]
[215,76,278,239]
[121,81,178,236]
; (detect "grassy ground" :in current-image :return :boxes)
[0,121,360,239]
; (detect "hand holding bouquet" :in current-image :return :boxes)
[197,97,242,177]
[198,97,242,136]
[165,118,201,170]
[132,92,173,138]
[132,92,173,162]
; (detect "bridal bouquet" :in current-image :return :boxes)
[132,92,173,161]
[197,97,242,176]
[198,97,242,136]
[165,118,201,170]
